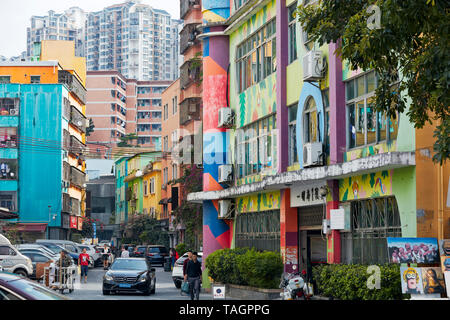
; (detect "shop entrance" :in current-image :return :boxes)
[298,205,327,273]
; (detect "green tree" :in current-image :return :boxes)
[296,0,449,163]
[118,133,141,148]
[85,118,95,136]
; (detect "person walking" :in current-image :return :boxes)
[185,251,202,300]
[101,244,110,270]
[120,246,130,258]
[182,250,193,277]
[78,248,90,283]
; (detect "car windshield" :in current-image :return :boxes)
[43,244,64,254]
[149,247,167,253]
[137,247,146,252]
[110,259,148,271]
[9,278,69,300]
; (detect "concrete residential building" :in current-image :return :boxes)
[86,70,171,149]
[0,41,87,241]
[27,8,87,58]
[86,0,182,81]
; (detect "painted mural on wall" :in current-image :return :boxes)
[339,170,393,202]
[344,140,398,162]
[237,191,280,213]
[230,0,277,128]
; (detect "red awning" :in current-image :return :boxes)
[3,223,48,232]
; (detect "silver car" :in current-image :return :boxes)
[77,244,99,268]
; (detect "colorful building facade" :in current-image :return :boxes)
[0,40,87,241]
[187,0,449,284]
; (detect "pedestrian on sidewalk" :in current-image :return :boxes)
[120,246,130,258]
[182,250,193,277]
[185,251,202,300]
[78,248,90,283]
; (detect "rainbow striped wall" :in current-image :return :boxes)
[201,2,232,267]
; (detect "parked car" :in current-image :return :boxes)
[15,244,59,259]
[0,272,69,300]
[102,258,156,296]
[77,244,100,268]
[133,246,147,258]
[146,245,169,266]
[0,234,33,278]
[18,250,56,280]
[99,240,111,247]
[171,252,203,289]
[36,240,81,265]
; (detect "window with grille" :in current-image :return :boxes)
[341,196,402,264]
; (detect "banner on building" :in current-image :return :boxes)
[70,216,77,229]
[387,237,440,264]
[77,217,83,231]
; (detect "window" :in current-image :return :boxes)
[144,180,148,196]
[163,104,168,120]
[0,128,18,148]
[172,164,177,180]
[172,96,177,114]
[0,246,16,255]
[0,287,21,300]
[163,168,168,185]
[236,19,276,93]
[233,0,251,12]
[163,136,168,152]
[288,105,298,165]
[0,76,11,84]
[303,97,318,144]
[150,178,155,194]
[288,3,298,64]
[235,114,277,178]
[30,76,41,84]
[346,71,398,149]
[341,196,402,264]
[0,98,19,116]
[137,124,151,132]
[0,159,18,180]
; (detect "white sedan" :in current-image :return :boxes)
[171,252,203,288]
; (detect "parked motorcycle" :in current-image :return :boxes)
[280,269,313,300]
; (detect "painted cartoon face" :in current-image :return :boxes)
[399,248,404,254]
[407,278,417,289]
[405,243,411,250]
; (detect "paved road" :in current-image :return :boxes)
[66,266,212,300]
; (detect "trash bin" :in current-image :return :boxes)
[164,257,172,272]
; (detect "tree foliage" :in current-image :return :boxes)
[118,133,141,148]
[296,0,449,163]
[85,118,95,137]
[121,214,169,247]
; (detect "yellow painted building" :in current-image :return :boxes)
[142,161,163,219]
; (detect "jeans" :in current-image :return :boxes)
[188,276,201,300]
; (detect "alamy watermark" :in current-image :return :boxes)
[366,5,381,30]
[367,265,381,290]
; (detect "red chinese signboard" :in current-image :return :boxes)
[77,217,83,231]
[70,216,77,229]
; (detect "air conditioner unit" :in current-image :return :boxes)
[303,142,323,167]
[218,200,235,219]
[303,50,324,81]
[218,164,233,184]
[218,108,234,128]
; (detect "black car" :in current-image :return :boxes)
[0,272,69,300]
[133,246,147,258]
[102,258,156,295]
[146,245,169,266]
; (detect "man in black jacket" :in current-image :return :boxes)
[185,251,202,300]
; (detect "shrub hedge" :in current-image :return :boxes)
[205,247,283,289]
[312,264,410,300]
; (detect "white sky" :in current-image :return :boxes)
[0,0,180,57]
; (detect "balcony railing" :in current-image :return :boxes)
[63,98,71,120]
[180,23,200,54]
[58,70,87,104]
[70,135,86,156]
[70,166,86,188]
[70,106,87,133]
[180,97,201,125]
[63,130,70,151]
[71,197,81,216]
[63,161,71,182]
[180,59,202,90]
[180,0,200,19]
[62,193,71,213]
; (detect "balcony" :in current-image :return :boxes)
[70,135,86,156]
[70,106,87,133]
[180,0,200,19]
[62,193,71,213]
[179,97,201,125]
[63,130,70,151]
[180,59,202,90]
[63,161,70,182]
[63,98,71,120]
[70,166,86,188]
[180,23,200,54]
[71,197,80,216]
[58,70,87,105]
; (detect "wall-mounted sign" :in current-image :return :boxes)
[291,182,327,208]
[70,216,77,229]
[213,286,225,299]
[77,217,83,231]
[330,205,351,231]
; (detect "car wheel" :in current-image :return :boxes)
[150,280,156,294]
[13,269,28,278]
